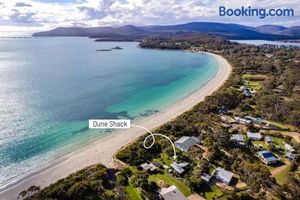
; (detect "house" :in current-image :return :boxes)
[285,152,297,161]
[240,85,248,90]
[234,117,253,125]
[244,116,264,124]
[213,167,233,185]
[256,151,280,165]
[220,115,236,124]
[218,106,228,114]
[265,53,273,58]
[247,132,262,140]
[230,134,245,146]
[170,162,189,175]
[159,185,186,200]
[140,162,158,172]
[262,122,279,130]
[175,136,199,152]
[284,143,295,152]
[264,136,273,143]
[243,89,252,97]
[201,173,212,183]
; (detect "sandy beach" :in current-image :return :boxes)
[0,53,232,200]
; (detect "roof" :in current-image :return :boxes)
[257,151,279,163]
[175,136,199,144]
[160,185,186,200]
[170,162,186,174]
[234,117,252,124]
[285,152,297,160]
[264,136,273,142]
[214,167,233,184]
[284,143,295,152]
[230,134,244,142]
[247,132,262,139]
[243,89,252,96]
[140,163,158,171]
[175,136,199,152]
[244,116,263,123]
[178,162,189,168]
[201,173,212,182]
[240,85,248,90]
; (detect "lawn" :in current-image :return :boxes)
[243,74,267,80]
[252,141,268,149]
[266,121,296,131]
[272,137,285,148]
[149,174,192,197]
[197,184,223,199]
[274,164,292,185]
[153,152,173,166]
[161,153,173,165]
[246,80,262,91]
[125,181,143,200]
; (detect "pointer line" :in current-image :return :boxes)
[131,124,177,160]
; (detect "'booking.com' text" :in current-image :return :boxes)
[219,6,294,19]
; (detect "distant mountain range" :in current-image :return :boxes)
[33,22,300,40]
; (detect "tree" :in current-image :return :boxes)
[131,171,149,189]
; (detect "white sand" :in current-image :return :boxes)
[0,53,232,200]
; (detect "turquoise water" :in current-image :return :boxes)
[0,37,218,186]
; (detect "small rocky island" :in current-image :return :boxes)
[96,49,112,51]
[96,46,123,51]
[112,46,123,50]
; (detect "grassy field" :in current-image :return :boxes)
[198,184,223,199]
[149,173,192,197]
[252,141,268,149]
[246,80,262,91]
[243,74,267,81]
[274,164,292,185]
[125,181,143,200]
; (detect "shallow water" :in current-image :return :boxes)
[0,37,218,186]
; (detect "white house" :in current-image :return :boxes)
[175,136,199,152]
[170,162,189,175]
[230,134,245,146]
[256,151,280,165]
[213,167,233,185]
[284,143,295,152]
[159,185,186,200]
[264,136,273,143]
[285,152,297,161]
[247,132,262,140]
[230,134,244,142]
[234,117,253,125]
[140,162,158,172]
[201,173,212,183]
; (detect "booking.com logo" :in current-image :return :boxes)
[219,6,294,19]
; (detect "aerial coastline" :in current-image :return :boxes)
[0,52,232,200]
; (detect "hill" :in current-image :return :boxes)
[33,22,300,40]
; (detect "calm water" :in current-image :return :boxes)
[0,37,218,187]
[231,40,300,47]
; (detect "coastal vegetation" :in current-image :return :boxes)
[18,164,120,200]
[20,33,300,199]
[117,34,300,199]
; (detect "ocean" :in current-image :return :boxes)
[231,40,300,47]
[0,37,218,187]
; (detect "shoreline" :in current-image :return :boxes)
[0,52,232,200]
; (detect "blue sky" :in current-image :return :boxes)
[0,0,299,35]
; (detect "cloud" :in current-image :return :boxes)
[0,0,299,32]
[9,11,36,24]
[15,2,32,7]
